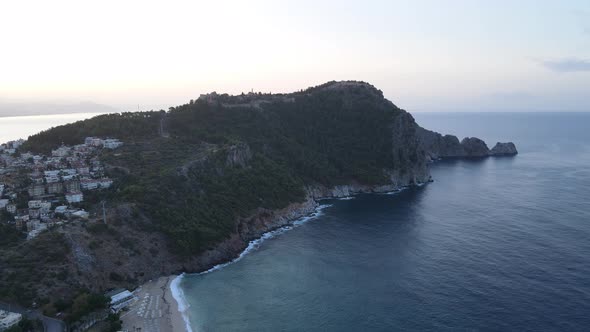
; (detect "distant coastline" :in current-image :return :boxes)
[0,101,118,118]
[0,112,107,144]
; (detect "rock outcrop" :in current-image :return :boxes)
[490,142,518,156]
[416,126,466,160]
[460,137,490,157]
[417,126,518,159]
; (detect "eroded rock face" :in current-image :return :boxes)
[225,142,252,168]
[490,142,518,156]
[460,137,490,157]
[417,126,466,160]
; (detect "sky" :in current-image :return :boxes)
[0,0,589,112]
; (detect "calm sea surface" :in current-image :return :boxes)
[179,112,590,331]
[0,113,103,144]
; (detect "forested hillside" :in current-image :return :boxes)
[21,81,426,254]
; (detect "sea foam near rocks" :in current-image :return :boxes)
[198,203,333,275]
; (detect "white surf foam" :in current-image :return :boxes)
[172,203,334,331]
[170,274,194,332]
[198,203,333,275]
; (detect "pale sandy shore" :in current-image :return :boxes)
[121,275,187,332]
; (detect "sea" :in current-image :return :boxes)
[0,113,104,144]
[172,112,590,332]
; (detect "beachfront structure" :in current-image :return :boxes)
[0,310,22,331]
[108,289,136,313]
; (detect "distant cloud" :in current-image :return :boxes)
[540,58,590,73]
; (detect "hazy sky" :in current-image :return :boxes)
[1,0,589,112]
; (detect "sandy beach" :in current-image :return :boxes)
[120,276,187,332]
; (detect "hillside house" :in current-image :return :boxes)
[0,310,22,331]
[103,138,123,149]
[28,200,42,209]
[65,191,84,203]
[64,180,81,192]
[28,185,45,197]
[47,182,63,194]
[81,179,99,190]
[6,204,16,214]
[98,178,113,188]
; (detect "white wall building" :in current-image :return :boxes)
[103,139,123,149]
[109,290,136,313]
[0,310,22,331]
[65,192,84,203]
[28,200,42,209]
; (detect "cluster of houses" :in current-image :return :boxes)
[0,137,123,239]
[0,309,22,331]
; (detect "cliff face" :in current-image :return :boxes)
[390,110,431,184]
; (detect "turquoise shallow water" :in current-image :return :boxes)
[179,112,590,331]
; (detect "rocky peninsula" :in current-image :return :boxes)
[0,81,517,327]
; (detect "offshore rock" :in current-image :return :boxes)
[490,142,518,156]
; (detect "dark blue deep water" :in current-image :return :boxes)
[180,113,590,331]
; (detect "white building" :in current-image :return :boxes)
[81,179,99,190]
[6,204,16,214]
[108,290,136,313]
[45,175,60,183]
[98,178,113,188]
[44,170,60,177]
[0,310,22,331]
[40,201,52,213]
[55,205,68,214]
[85,137,104,147]
[61,169,77,176]
[28,200,42,209]
[72,210,89,219]
[0,199,8,209]
[103,138,123,149]
[65,192,84,203]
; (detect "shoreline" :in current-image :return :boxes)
[120,276,187,332]
[121,183,418,332]
[125,187,413,332]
